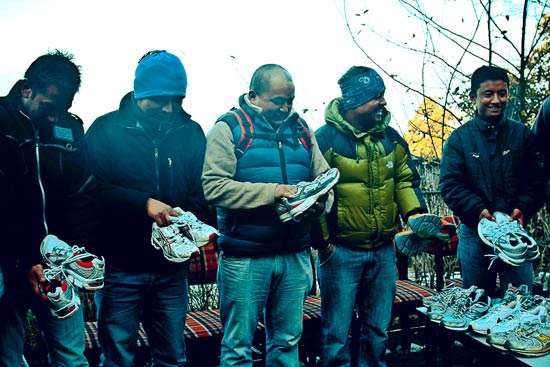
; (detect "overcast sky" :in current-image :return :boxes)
[0,0,534,133]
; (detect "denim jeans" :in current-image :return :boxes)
[217,249,313,367]
[0,282,88,367]
[95,265,189,367]
[318,244,396,367]
[458,224,534,297]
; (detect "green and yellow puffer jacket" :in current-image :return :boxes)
[314,97,426,249]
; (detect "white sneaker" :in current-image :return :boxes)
[151,222,199,263]
[40,266,81,319]
[471,299,521,335]
[169,208,219,247]
[40,235,105,290]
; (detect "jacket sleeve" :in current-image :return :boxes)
[183,123,216,226]
[439,130,486,226]
[532,97,550,209]
[391,131,427,219]
[201,121,278,209]
[515,128,544,221]
[310,125,336,249]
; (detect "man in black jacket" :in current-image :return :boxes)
[0,50,93,366]
[85,50,212,366]
[532,95,550,209]
[439,65,541,297]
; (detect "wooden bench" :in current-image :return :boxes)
[84,244,437,366]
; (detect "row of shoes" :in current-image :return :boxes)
[39,235,105,319]
[394,213,457,256]
[275,168,340,223]
[151,207,219,263]
[478,211,540,267]
[423,283,550,357]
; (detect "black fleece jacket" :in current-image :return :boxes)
[0,80,96,285]
[85,92,211,272]
[439,114,543,229]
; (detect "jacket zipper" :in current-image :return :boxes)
[35,135,49,235]
[154,147,160,197]
[19,109,49,235]
[278,140,289,183]
[168,157,173,198]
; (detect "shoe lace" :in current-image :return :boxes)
[59,246,95,266]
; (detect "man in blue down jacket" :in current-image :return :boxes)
[439,65,542,298]
[85,50,212,366]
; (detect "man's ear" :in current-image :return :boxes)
[469,92,476,103]
[21,80,32,99]
[248,90,256,99]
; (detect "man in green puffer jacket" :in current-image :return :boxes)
[314,66,427,367]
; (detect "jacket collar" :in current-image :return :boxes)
[114,92,191,129]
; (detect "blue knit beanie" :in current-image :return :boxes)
[133,50,187,100]
[339,68,385,110]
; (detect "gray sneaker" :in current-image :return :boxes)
[504,317,550,357]
[441,290,491,331]
[275,168,339,222]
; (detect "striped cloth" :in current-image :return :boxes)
[85,281,435,350]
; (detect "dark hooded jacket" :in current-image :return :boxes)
[314,97,427,249]
[0,80,96,285]
[85,92,211,272]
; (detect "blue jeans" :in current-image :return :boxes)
[318,244,396,367]
[95,265,189,367]
[218,249,313,367]
[458,224,534,297]
[0,281,88,367]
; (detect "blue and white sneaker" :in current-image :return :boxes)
[275,168,340,222]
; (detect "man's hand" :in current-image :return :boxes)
[302,193,329,219]
[318,243,335,263]
[479,208,494,221]
[274,184,298,200]
[147,198,180,226]
[510,208,524,226]
[27,264,45,297]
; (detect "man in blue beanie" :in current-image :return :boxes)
[313,66,427,367]
[85,50,214,366]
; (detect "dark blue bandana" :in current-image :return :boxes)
[339,69,385,110]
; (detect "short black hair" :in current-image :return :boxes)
[470,65,509,96]
[24,49,82,101]
[249,64,292,95]
[338,66,374,85]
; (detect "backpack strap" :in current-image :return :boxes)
[216,108,312,158]
[217,108,254,159]
[295,117,312,152]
